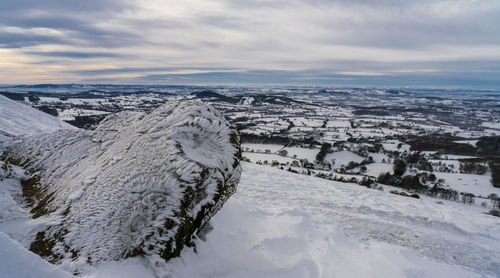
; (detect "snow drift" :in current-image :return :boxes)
[3,101,241,271]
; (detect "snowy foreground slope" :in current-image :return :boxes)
[0,232,72,278]
[155,163,500,278]
[70,163,500,277]
[1,163,499,277]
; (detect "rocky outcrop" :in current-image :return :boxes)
[4,102,241,271]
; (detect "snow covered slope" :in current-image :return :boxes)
[162,163,500,277]
[72,163,500,277]
[0,94,75,138]
[2,162,499,277]
[2,101,241,274]
[0,232,72,278]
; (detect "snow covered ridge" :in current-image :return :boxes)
[3,101,242,273]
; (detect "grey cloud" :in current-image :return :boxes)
[0,0,132,13]
[0,33,66,48]
[72,58,500,87]
[23,51,127,59]
[0,26,143,48]
[226,0,500,49]
[337,15,499,49]
[0,0,141,48]
[0,16,87,31]
[134,69,500,88]
[218,0,290,9]
[0,0,499,87]
[68,66,241,76]
[195,15,248,29]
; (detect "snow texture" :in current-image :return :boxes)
[3,101,241,273]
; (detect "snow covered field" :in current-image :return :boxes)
[325,151,365,167]
[58,108,110,121]
[243,152,296,164]
[482,122,500,129]
[242,144,319,164]
[433,172,500,197]
[242,143,283,153]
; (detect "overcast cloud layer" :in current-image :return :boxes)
[1,0,499,87]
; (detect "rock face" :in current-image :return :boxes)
[4,102,241,270]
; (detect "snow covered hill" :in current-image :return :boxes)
[0,94,75,139]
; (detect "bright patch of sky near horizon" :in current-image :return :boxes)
[0,0,499,87]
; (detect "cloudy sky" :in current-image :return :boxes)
[1,0,499,87]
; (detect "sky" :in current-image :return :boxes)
[1,0,500,88]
